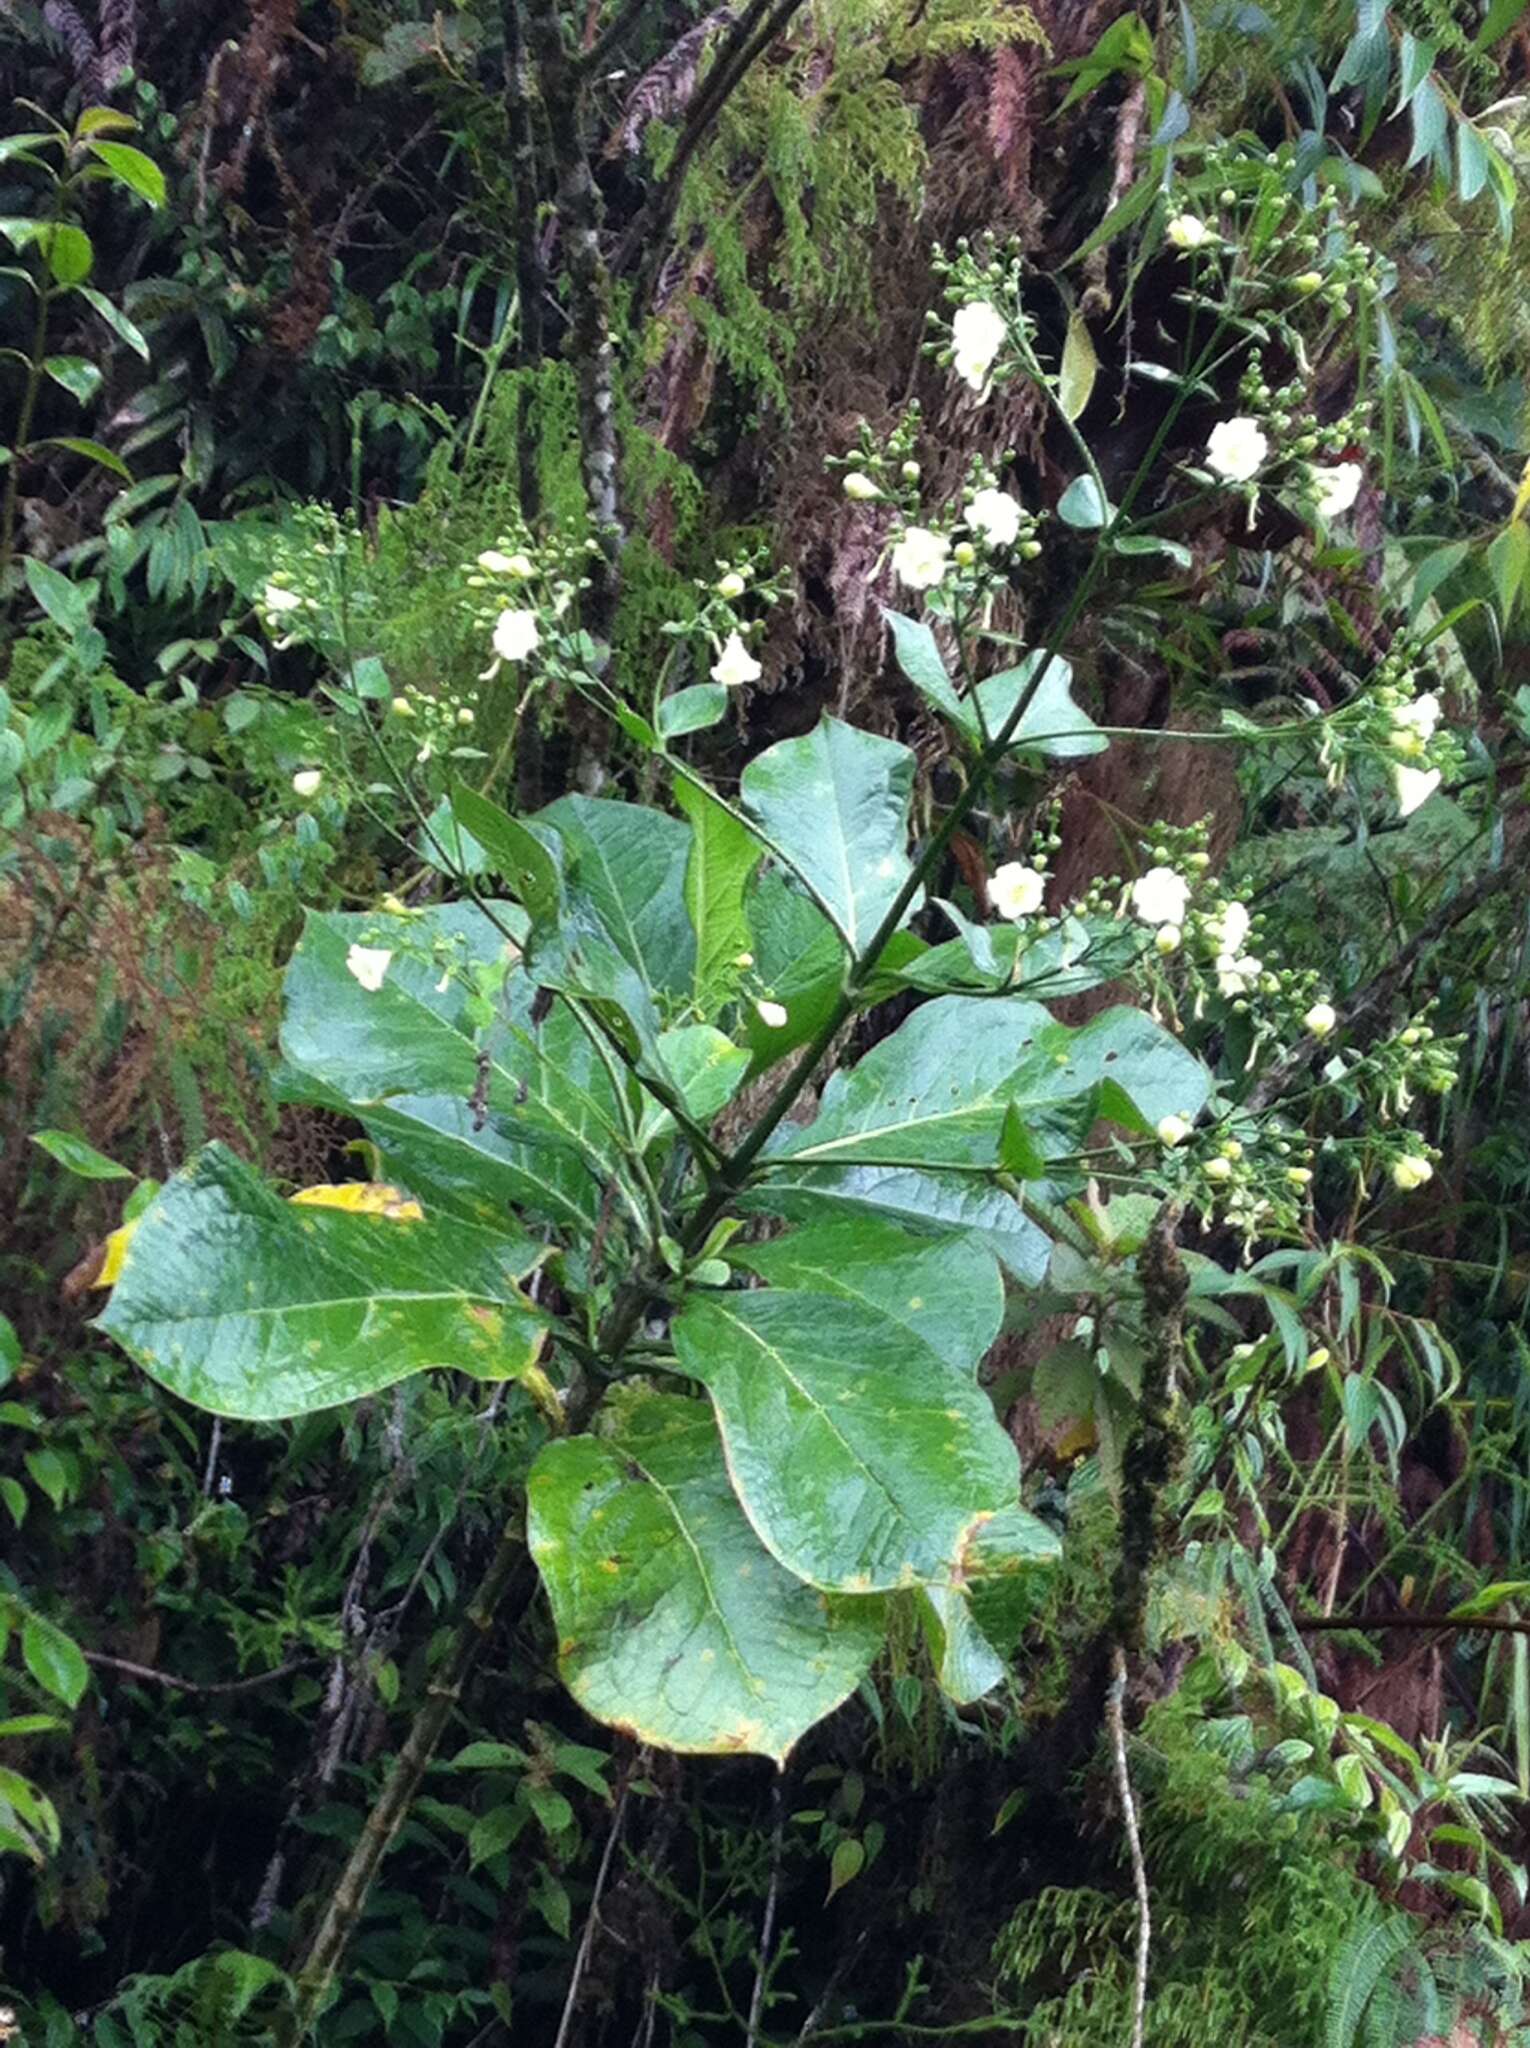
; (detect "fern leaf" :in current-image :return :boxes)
[1325,1918,1418,2048]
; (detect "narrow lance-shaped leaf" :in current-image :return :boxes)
[528,1389,884,1763]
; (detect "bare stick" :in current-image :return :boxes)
[83,1652,314,1696]
[746,1780,786,2045]
[1107,1645,1150,2048]
[552,1771,632,2048]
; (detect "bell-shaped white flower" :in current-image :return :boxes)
[1130,866,1190,927]
[1156,1114,1192,1147]
[345,945,392,993]
[1393,763,1441,817]
[951,300,1008,393]
[755,998,788,1030]
[476,550,518,574]
[843,471,882,502]
[1208,899,1250,955]
[1167,214,1216,251]
[1391,1154,1433,1192]
[990,862,1045,919]
[890,526,951,592]
[1205,417,1269,484]
[1215,953,1262,998]
[967,487,1023,548]
[711,631,762,688]
[291,768,322,798]
[492,608,541,663]
[1311,462,1363,520]
[264,581,304,615]
[1155,924,1182,956]
[1303,1000,1337,1039]
[1391,692,1441,742]
[715,571,747,599]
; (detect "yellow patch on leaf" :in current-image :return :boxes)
[289,1181,423,1219]
[94,1216,141,1288]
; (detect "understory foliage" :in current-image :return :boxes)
[3,0,1530,2044]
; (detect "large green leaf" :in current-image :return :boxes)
[765,996,1209,1170]
[97,1145,548,1420]
[671,1291,1019,1593]
[279,906,640,1211]
[887,615,1105,760]
[895,914,1141,998]
[528,1389,883,1762]
[535,795,694,1001]
[341,1092,600,1238]
[740,717,915,955]
[740,866,925,1070]
[740,1161,1048,1283]
[734,1219,1002,1375]
[675,775,759,1013]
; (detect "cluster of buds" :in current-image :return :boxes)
[385,679,483,767]
[1155,1112,1319,1248]
[1305,637,1466,817]
[677,545,787,690]
[465,527,592,684]
[257,505,369,652]
[926,239,1033,400]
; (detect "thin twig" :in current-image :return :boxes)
[552,1769,632,2048]
[83,1652,315,1696]
[747,1779,786,2046]
[1295,1612,1530,1639]
[1107,1645,1150,2048]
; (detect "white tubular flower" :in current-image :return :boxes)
[1393,763,1441,817]
[951,299,1008,393]
[1215,953,1262,998]
[966,487,1023,548]
[1303,1000,1338,1039]
[492,608,541,663]
[1156,1114,1192,1147]
[843,471,882,502]
[1208,899,1250,955]
[476,549,518,574]
[1167,213,1216,251]
[890,526,951,592]
[711,630,762,688]
[1391,1154,1434,1192]
[1130,866,1191,927]
[263,581,304,615]
[1311,462,1363,520]
[715,571,747,599]
[345,945,392,993]
[1205,417,1270,483]
[291,768,322,798]
[990,861,1046,919]
[755,998,788,1030]
[1392,692,1441,742]
[391,696,414,717]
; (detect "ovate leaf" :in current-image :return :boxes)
[45,222,92,286]
[734,1219,1003,1375]
[1058,308,1098,421]
[30,1129,130,1179]
[97,1144,548,1419]
[675,774,759,1012]
[21,1614,88,1708]
[672,1289,1020,1592]
[85,140,166,208]
[740,716,915,954]
[529,1389,883,1762]
[42,354,102,404]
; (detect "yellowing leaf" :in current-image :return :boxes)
[1058,307,1099,423]
[1513,453,1530,525]
[95,1217,141,1288]
[289,1181,423,1220]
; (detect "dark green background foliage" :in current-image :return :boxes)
[3,0,1530,2043]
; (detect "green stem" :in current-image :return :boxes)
[0,264,54,598]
